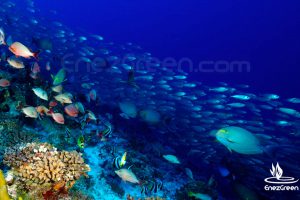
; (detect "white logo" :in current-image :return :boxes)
[264,163,299,191]
[264,163,299,184]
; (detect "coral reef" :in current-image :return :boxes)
[0,116,21,132]
[3,142,90,199]
[126,194,166,200]
[0,125,39,164]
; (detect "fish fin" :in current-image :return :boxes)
[51,74,54,79]
[128,165,134,170]
[33,50,40,60]
[226,138,236,143]
[47,108,54,115]
[227,147,232,153]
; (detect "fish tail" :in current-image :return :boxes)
[33,50,41,60]
[138,180,146,186]
[47,108,54,115]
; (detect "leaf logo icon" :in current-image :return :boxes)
[265,162,298,185]
[275,163,283,180]
[270,163,276,177]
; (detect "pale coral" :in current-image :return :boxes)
[3,142,90,199]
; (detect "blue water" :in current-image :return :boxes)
[1,1,300,200]
[37,0,300,97]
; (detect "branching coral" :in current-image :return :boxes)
[0,118,21,132]
[0,127,39,163]
[3,142,90,199]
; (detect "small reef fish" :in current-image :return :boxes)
[22,106,39,118]
[46,61,51,71]
[231,95,251,100]
[31,62,40,73]
[75,102,85,114]
[0,79,10,87]
[77,135,85,149]
[188,191,212,200]
[163,154,180,164]
[216,126,263,154]
[32,88,48,101]
[54,93,73,104]
[209,87,228,93]
[89,89,97,101]
[0,170,10,200]
[7,57,25,69]
[49,101,58,107]
[87,110,97,121]
[97,117,112,139]
[50,112,65,124]
[52,68,67,86]
[115,168,139,184]
[185,168,194,180]
[148,180,163,194]
[141,180,163,195]
[0,28,6,45]
[52,85,63,93]
[278,107,300,118]
[113,152,127,169]
[287,98,300,104]
[119,101,137,118]
[36,106,49,116]
[64,104,79,117]
[9,41,39,59]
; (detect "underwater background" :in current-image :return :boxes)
[0,0,300,200]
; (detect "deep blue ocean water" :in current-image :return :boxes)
[0,1,300,199]
[36,0,300,98]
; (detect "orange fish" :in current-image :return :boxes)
[51,112,65,124]
[36,106,49,116]
[9,42,39,59]
[49,101,58,107]
[64,104,79,117]
[0,79,10,87]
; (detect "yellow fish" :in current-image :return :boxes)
[0,170,11,200]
